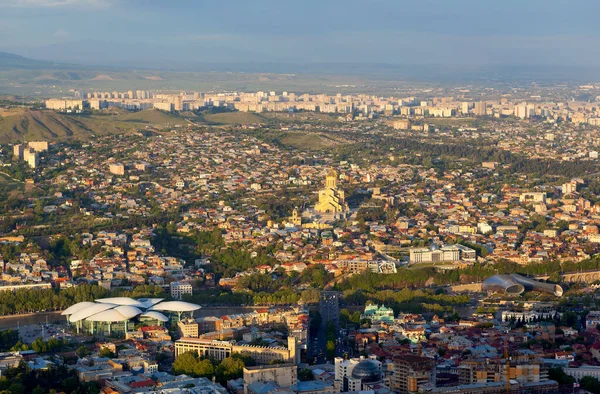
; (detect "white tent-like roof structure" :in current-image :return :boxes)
[137,298,164,308]
[149,301,201,312]
[86,309,131,322]
[69,303,117,323]
[96,297,146,308]
[61,302,97,316]
[62,297,199,324]
[114,305,143,319]
[141,311,169,322]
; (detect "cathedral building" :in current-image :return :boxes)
[315,170,349,214]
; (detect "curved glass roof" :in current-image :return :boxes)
[351,360,382,383]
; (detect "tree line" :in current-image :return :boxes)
[0,284,165,316]
[173,352,256,385]
[380,136,598,178]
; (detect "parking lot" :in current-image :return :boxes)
[17,323,72,344]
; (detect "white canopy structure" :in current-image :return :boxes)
[62,302,97,316]
[61,297,200,335]
[69,303,116,323]
[95,297,164,309]
[149,300,201,320]
[141,311,169,322]
[148,301,201,312]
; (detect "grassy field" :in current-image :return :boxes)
[424,117,477,128]
[278,132,347,150]
[0,108,183,143]
[203,112,266,125]
[263,112,341,124]
[103,108,182,124]
[0,172,24,194]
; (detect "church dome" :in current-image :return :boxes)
[351,360,381,383]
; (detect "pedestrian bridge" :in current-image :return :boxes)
[450,269,600,293]
[537,270,600,284]
[562,270,600,283]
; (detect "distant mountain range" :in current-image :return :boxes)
[1,50,600,84]
[0,52,66,70]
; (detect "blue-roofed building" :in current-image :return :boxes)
[469,345,498,359]
[291,380,336,394]
[247,381,280,394]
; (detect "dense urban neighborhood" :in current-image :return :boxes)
[2,81,600,394]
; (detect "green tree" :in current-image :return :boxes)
[194,359,215,378]
[99,347,115,358]
[76,346,91,358]
[173,352,199,376]
[298,369,314,381]
[216,357,245,383]
[326,340,336,361]
[581,376,600,394]
[548,367,575,385]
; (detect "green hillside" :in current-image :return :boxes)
[203,112,266,125]
[0,108,182,143]
[108,109,183,124]
[279,132,347,150]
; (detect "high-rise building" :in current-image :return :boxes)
[243,364,298,394]
[170,281,193,300]
[335,356,382,392]
[393,119,410,130]
[177,319,199,338]
[391,355,434,394]
[27,141,48,152]
[458,359,546,385]
[174,95,183,111]
[109,163,125,176]
[13,144,24,160]
[515,104,529,119]
[474,101,486,116]
[23,148,38,169]
[461,102,470,114]
[45,99,83,110]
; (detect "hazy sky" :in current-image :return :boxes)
[1,0,599,67]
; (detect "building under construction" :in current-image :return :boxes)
[391,354,435,394]
[457,358,548,385]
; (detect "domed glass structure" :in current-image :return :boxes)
[351,360,381,383]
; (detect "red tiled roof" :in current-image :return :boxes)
[140,326,165,332]
[129,379,155,389]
